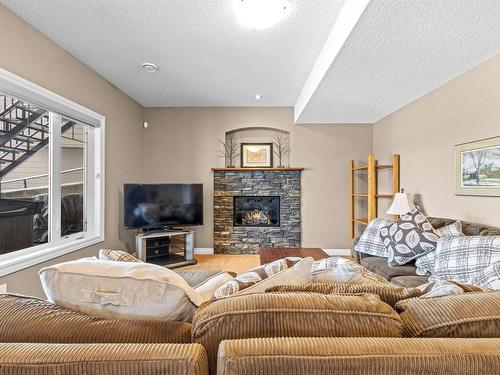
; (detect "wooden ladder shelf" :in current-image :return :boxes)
[349,154,400,239]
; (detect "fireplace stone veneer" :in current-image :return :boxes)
[213,169,301,254]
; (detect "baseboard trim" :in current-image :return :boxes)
[194,248,349,256]
[194,248,214,255]
[323,248,351,257]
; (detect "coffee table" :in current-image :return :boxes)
[259,247,330,265]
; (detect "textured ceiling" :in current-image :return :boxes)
[296,0,500,123]
[2,0,500,123]
[0,0,345,107]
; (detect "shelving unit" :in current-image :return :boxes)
[349,154,400,239]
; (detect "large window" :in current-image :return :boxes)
[0,69,104,276]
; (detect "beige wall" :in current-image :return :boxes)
[0,5,144,297]
[143,107,372,250]
[373,53,500,227]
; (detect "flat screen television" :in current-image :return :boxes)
[124,184,203,229]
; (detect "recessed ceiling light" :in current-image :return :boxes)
[254,94,263,100]
[141,62,158,73]
[233,0,290,30]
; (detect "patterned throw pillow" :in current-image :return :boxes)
[429,236,500,285]
[214,257,313,299]
[416,279,490,298]
[434,221,464,237]
[415,250,436,276]
[310,257,390,285]
[354,218,394,257]
[470,261,500,290]
[99,249,142,262]
[380,207,439,266]
[415,221,465,275]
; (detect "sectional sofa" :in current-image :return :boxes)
[352,216,500,287]
[0,216,498,374]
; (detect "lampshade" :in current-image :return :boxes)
[386,192,414,215]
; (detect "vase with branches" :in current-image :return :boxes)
[273,132,291,168]
[218,134,240,168]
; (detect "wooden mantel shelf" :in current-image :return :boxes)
[211,167,304,171]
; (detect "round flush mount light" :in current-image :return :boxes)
[254,94,263,100]
[141,62,158,73]
[233,0,291,30]
[143,121,149,129]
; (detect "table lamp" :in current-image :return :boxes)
[386,189,415,215]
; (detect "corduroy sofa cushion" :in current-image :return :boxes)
[0,294,192,343]
[217,337,500,375]
[0,343,208,375]
[266,283,422,307]
[396,291,500,338]
[192,292,402,374]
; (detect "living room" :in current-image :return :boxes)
[0,1,499,374]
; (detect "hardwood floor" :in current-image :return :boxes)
[180,254,260,275]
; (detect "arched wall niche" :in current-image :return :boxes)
[224,126,291,168]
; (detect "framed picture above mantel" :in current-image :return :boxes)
[455,136,500,196]
[241,143,273,168]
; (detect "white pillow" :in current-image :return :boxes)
[39,258,204,322]
[194,271,235,301]
[310,257,390,285]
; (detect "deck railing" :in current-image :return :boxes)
[0,167,84,193]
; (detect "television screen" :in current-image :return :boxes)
[124,184,203,229]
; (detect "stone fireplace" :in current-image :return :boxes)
[233,196,280,227]
[213,169,301,254]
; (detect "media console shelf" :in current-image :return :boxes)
[135,230,196,269]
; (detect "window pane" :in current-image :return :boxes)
[0,93,51,252]
[60,118,87,236]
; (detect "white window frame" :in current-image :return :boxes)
[0,68,105,276]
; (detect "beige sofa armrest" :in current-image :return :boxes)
[0,294,192,343]
[192,293,402,374]
[0,343,208,375]
[217,337,500,375]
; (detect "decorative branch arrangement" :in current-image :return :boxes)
[273,132,291,168]
[218,134,240,168]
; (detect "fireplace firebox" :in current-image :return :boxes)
[233,196,280,227]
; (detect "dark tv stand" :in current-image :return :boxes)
[135,230,197,269]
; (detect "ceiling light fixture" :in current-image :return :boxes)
[141,62,158,73]
[233,0,290,30]
[254,94,263,100]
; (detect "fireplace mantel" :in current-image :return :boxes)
[211,167,304,171]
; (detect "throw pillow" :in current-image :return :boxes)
[39,258,204,322]
[193,271,235,301]
[310,257,390,285]
[213,257,313,299]
[429,236,500,285]
[470,261,500,290]
[99,249,142,262]
[434,221,465,238]
[354,218,394,257]
[416,280,490,299]
[396,291,500,338]
[415,222,466,276]
[265,283,422,307]
[415,250,436,276]
[379,207,439,266]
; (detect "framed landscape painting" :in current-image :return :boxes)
[241,143,273,168]
[455,136,500,196]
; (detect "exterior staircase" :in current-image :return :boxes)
[0,95,76,179]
